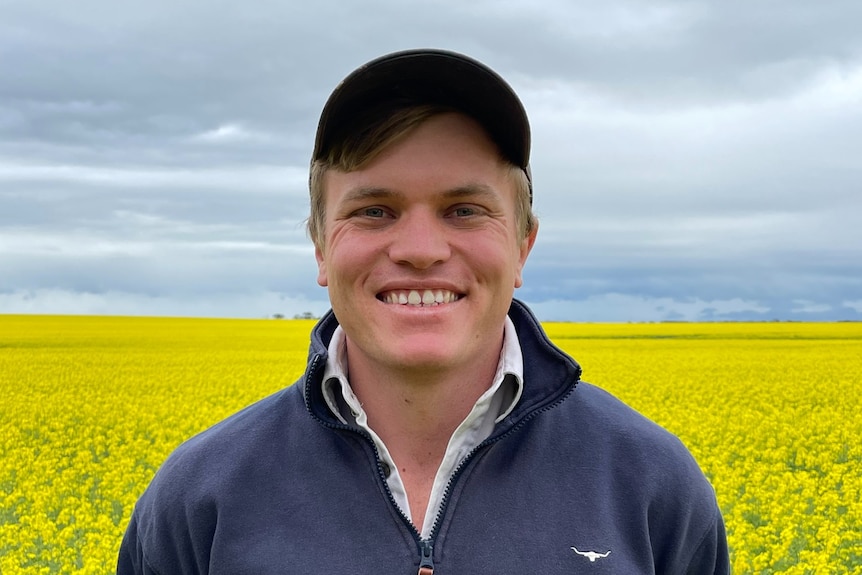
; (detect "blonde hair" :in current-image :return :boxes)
[308,104,535,248]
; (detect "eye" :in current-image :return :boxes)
[451,205,479,217]
[361,207,387,218]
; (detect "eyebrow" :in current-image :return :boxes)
[442,183,500,201]
[341,187,404,204]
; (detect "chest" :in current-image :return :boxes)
[201,445,655,575]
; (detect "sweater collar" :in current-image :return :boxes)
[303,299,581,429]
[319,316,524,425]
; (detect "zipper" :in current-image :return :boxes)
[304,351,582,574]
[426,368,581,538]
[303,354,431,569]
[415,368,581,571]
[417,540,434,574]
[307,405,433,571]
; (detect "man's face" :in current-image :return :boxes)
[315,113,537,375]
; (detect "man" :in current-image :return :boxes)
[118,49,729,574]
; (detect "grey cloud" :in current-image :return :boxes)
[1,0,860,321]
[523,293,772,323]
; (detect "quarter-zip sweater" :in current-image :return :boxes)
[117,300,729,574]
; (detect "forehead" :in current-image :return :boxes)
[323,113,513,200]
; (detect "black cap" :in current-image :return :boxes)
[313,48,532,200]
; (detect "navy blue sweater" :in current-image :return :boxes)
[118,300,729,574]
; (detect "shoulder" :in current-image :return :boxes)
[564,381,701,468]
[560,381,726,571]
[157,383,305,489]
[531,380,721,525]
[133,383,307,522]
[123,383,311,569]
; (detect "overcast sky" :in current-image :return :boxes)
[1,0,860,321]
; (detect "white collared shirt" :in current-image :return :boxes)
[321,316,524,538]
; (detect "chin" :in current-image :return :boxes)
[381,340,464,370]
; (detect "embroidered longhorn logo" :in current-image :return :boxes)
[571,547,611,562]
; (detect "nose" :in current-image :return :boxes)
[387,208,451,269]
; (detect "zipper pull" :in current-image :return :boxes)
[418,540,434,574]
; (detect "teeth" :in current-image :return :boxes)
[383,289,460,306]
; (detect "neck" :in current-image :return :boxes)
[341,331,505,531]
[346,338,503,467]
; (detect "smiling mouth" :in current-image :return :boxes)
[378,289,462,306]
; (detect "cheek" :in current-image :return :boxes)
[319,234,377,285]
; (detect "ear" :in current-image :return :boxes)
[514,220,538,289]
[315,244,328,287]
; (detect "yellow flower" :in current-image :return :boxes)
[2,316,860,573]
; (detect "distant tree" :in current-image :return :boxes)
[293,311,317,320]
[272,313,284,319]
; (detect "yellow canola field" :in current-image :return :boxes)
[1,315,860,573]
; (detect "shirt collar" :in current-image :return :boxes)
[321,316,524,425]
